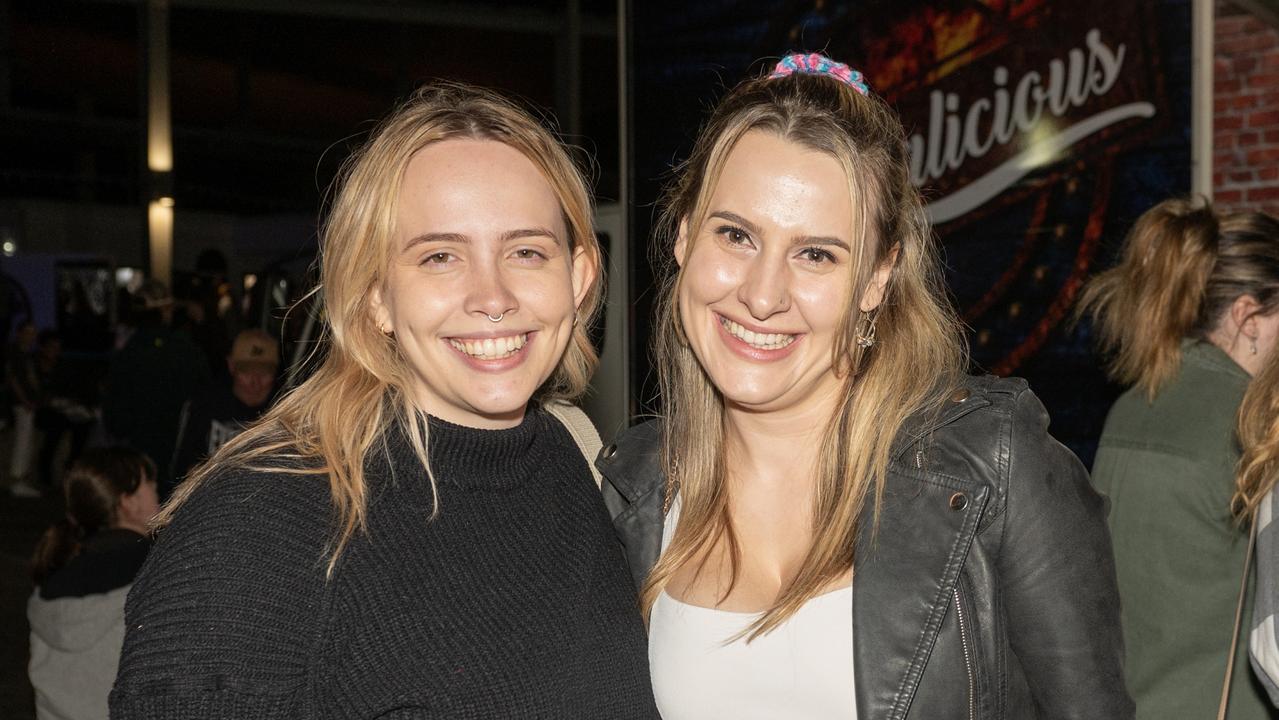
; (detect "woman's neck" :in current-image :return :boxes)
[1206,328,1260,376]
[722,397,836,491]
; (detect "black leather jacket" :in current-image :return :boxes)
[597,375,1134,720]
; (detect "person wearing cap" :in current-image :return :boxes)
[169,329,279,489]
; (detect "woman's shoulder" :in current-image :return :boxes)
[903,375,1078,493]
[163,461,335,551]
[1099,356,1244,457]
[596,419,664,501]
[116,464,335,716]
[900,375,1036,451]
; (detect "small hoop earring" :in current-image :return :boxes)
[855,311,877,349]
[485,312,505,323]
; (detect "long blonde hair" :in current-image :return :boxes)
[1234,348,1279,521]
[1077,198,1279,400]
[156,83,603,574]
[645,69,967,638]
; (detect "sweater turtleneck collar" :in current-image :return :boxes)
[376,406,549,493]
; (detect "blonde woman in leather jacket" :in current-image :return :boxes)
[599,54,1133,720]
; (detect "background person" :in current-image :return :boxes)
[1079,198,1279,720]
[110,83,657,719]
[27,447,158,720]
[169,328,279,484]
[103,280,210,500]
[600,53,1131,720]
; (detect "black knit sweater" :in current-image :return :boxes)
[110,408,658,718]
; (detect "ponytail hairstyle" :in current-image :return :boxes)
[1234,348,1279,521]
[1077,198,1279,400]
[30,447,157,585]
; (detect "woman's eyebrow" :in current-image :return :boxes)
[709,210,762,237]
[502,227,560,244]
[403,232,468,250]
[402,227,560,250]
[791,235,850,251]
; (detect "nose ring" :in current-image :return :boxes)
[485,312,505,323]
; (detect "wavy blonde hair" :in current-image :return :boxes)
[1234,348,1279,521]
[156,83,602,573]
[1077,198,1279,400]
[645,70,967,638]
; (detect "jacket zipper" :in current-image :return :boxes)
[894,400,989,465]
[953,585,976,720]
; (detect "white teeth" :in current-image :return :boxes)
[449,333,528,360]
[720,317,795,350]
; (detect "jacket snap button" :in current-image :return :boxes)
[601,444,617,459]
[950,388,971,403]
[949,492,968,510]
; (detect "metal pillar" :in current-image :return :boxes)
[1192,0,1214,198]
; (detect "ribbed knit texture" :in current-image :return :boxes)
[110,408,658,719]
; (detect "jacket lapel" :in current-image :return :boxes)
[853,462,989,719]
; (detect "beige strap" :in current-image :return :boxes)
[1219,518,1258,720]
[543,400,604,488]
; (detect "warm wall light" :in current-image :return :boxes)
[146,0,171,173]
[148,200,173,286]
[145,0,173,286]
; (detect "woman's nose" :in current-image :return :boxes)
[466,261,519,321]
[737,255,791,320]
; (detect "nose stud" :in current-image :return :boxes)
[485,312,505,323]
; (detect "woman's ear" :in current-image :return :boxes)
[370,286,393,335]
[674,218,690,267]
[1231,294,1264,339]
[117,488,141,523]
[571,245,598,310]
[859,243,901,313]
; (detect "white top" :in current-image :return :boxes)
[648,498,857,720]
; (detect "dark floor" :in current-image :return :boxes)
[0,484,61,718]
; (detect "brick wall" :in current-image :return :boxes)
[1214,2,1279,216]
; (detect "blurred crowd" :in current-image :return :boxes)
[5,264,285,503]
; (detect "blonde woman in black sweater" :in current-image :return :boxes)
[110,84,658,719]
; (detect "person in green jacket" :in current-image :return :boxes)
[1079,197,1279,719]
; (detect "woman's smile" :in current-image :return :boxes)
[714,313,801,359]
